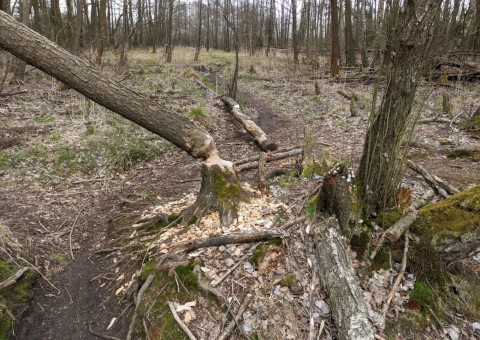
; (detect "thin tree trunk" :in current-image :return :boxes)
[344,0,355,66]
[194,0,202,61]
[330,0,339,75]
[13,0,31,82]
[292,0,299,64]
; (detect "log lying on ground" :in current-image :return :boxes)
[234,144,302,166]
[314,217,375,340]
[235,149,302,172]
[384,190,435,243]
[171,230,281,253]
[220,96,278,152]
[0,11,215,160]
[407,160,460,198]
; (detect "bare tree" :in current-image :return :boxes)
[330,0,339,75]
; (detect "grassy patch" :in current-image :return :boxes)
[188,106,206,120]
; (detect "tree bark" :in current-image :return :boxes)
[330,0,339,75]
[0,10,215,159]
[314,217,375,340]
[344,0,355,66]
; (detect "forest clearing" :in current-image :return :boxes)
[1,0,480,339]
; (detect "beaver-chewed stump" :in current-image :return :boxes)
[182,154,250,226]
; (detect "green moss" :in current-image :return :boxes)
[187,215,198,226]
[305,194,319,218]
[279,275,297,288]
[410,280,435,306]
[370,249,390,271]
[414,185,480,250]
[211,166,249,210]
[379,209,403,229]
[384,311,431,338]
[0,311,13,340]
[301,161,330,178]
[136,260,209,339]
[252,240,282,266]
[350,231,371,260]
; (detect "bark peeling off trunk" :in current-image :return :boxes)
[183,154,250,226]
[314,217,375,340]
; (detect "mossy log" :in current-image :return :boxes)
[182,154,250,226]
[314,217,375,340]
[220,96,278,152]
[413,185,480,259]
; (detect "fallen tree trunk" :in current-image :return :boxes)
[0,11,214,159]
[407,160,459,197]
[220,96,278,152]
[235,149,302,172]
[314,217,375,340]
[234,144,302,166]
[0,11,247,225]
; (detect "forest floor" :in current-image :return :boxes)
[0,48,479,339]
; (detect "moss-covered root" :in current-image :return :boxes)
[182,156,249,226]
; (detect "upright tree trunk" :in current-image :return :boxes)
[166,0,174,62]
[13,0,31,82]
[206,0,210,51]
[357,1,440,212]
[344,0,355,66]
[194,0,202,61]
[95,0,107,64]
[292,0,299,64]
[0,0,10,12]
[72,0,84,52]
[119,0,129,66]
[330,0,339,75]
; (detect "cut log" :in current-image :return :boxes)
[235,149,302,172]
[407,160,459,197]
[0,11,215,159]
[383,190,435,243]
[314,217,375,340]
[256,151,269,193]
[220,96,278,152]
[0,267,30,290]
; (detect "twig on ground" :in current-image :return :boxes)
[380,232,409,330]
[126,274,155,340]
[18,256,60,293]
[0,267,29,290]
[167,301,198,340]
[280,215,308,230]
[88,325,121,340]
[309,265,318,340]
[69,207,84,260]
[211,244,258,287]
[218,294,253,340]
[193,265,225,304]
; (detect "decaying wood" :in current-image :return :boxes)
[380,232,409,330]
[407,160,459,197]
[235,149,303,172]
[314,217,375,340]
[418,117,456,124]
[256,151,269,193]
[171,231,281,253]
[317,164,352,231]
[218,294,253,340]
[220,96,278,152]
[167,301,197,340]
[0,267,29,290]
[383,190,435,243]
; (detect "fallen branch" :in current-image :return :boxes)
[126,274,155,340]
[0,267,29,290]
[314,217,375,340]
[218,294,253,340]
[221,96,278,152]
[69,207,84,260]
[233,145,302,166]
[0,89,28,97]
[380,232,409,330]
[193,265,225,303]
[407,160,459,198]
[171,231,281,253]
[167,301,197,340]
[211,244,258,287]
[235,149,303,172]
[88,325,122,340]
[381,190,434,245]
